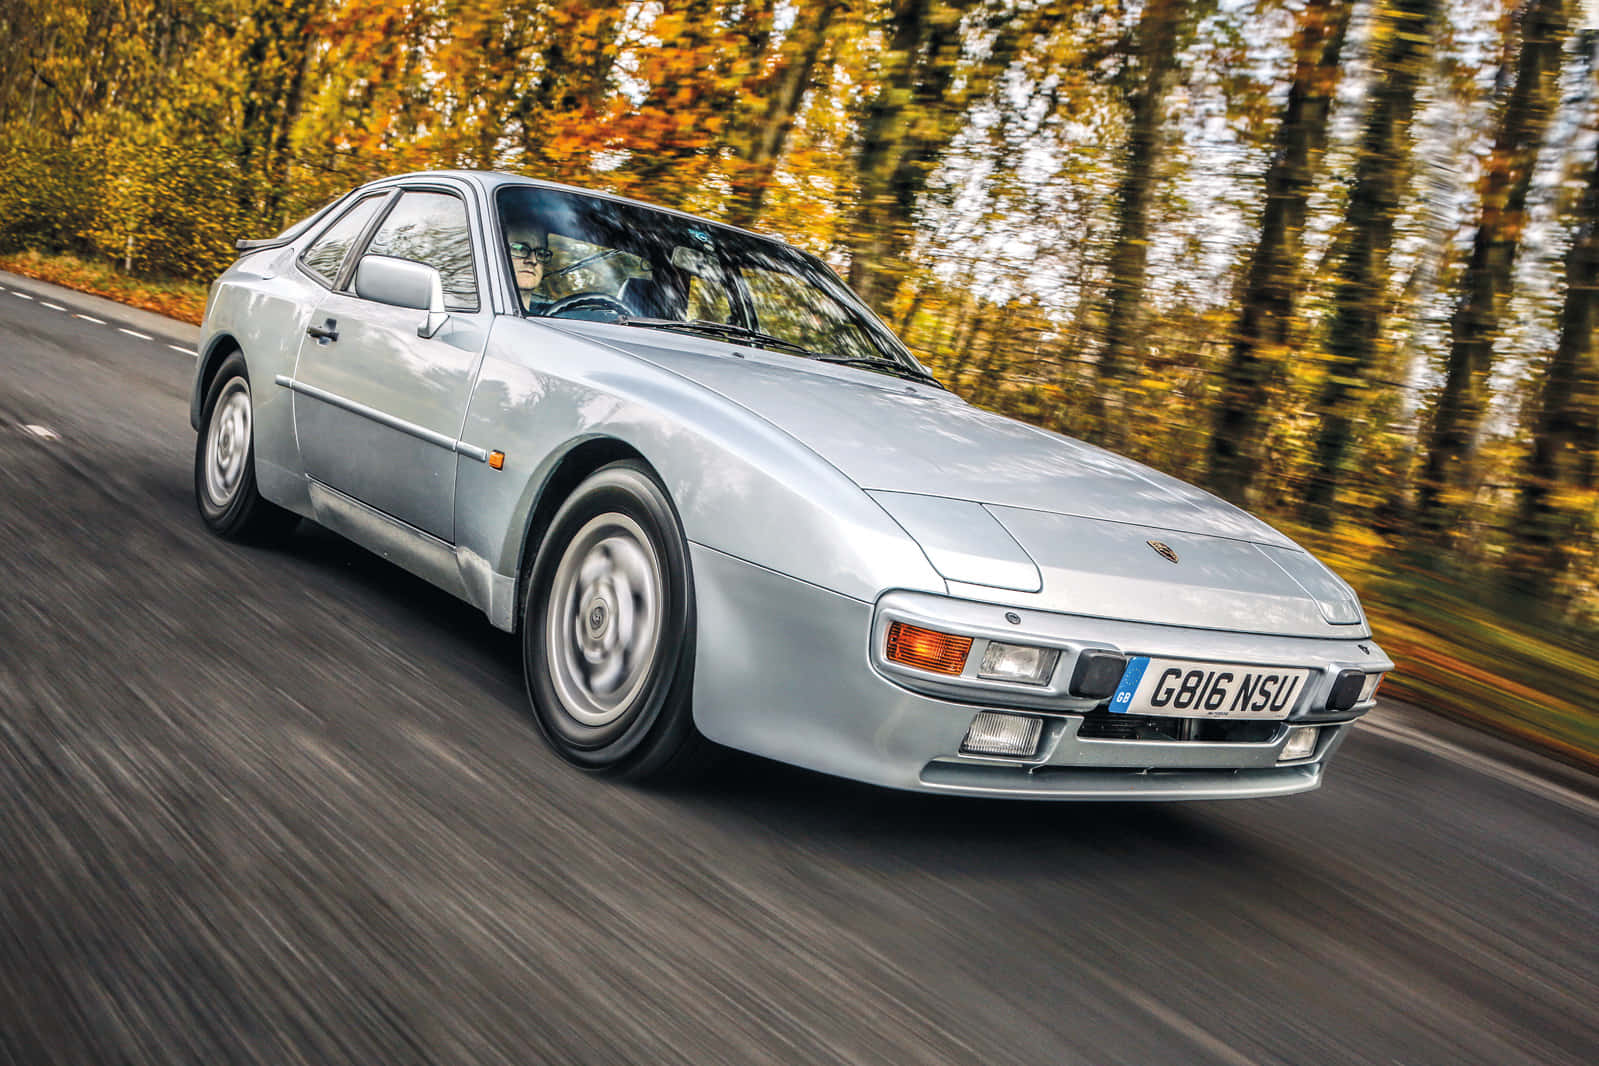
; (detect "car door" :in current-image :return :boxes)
[290,186,491,542]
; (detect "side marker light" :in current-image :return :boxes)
[488,451,505,470]
[885,622,972,675]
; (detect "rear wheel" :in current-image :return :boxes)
[522,460,712,780]
[194,352,297,542]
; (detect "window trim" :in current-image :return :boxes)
[345,185,483,314]
[238,190,351,253]
[295,190,398,291]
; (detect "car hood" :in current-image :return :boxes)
[571,328,1294,547]
[561,328,1365,636]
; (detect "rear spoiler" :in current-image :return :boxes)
[232,191,354,254]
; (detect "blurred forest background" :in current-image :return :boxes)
[0,0,1595,763]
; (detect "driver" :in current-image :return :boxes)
[506,225,552,312]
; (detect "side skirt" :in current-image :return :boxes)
[306,478,516,631]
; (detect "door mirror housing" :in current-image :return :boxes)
[354,254,449,338]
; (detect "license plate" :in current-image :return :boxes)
[1109,657,1309,719]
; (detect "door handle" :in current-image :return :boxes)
[306,317,339,342]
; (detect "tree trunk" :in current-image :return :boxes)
[1511,124,1599,584]
[1088,0,1194,444]
[847,0,952,311]
[234,0,322,222]
[1205,0,1351,503]
[1301,0,1440,528]
[1415,0,1572,535]
[722,0,842,230]
[845,0,1049,313]
[264,8,321,226]
[519,2,625,182]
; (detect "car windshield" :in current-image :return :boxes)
[496,186,932,381]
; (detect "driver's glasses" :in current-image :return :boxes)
[509,241,551,263]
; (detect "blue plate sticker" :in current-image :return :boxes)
[1109,656,1149,714]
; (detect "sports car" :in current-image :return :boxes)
[191,169,1392,798]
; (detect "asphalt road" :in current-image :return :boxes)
[1,269,1595,1066]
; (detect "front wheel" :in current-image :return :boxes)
[522,461,712,780]
[193,352,297,542]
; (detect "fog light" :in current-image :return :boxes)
[1280,726,1319,762]
[978,641,1060,685]
[1359,672,1384,702]
[961,712,1043,757]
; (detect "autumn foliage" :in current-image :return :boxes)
[0,0,1595,761]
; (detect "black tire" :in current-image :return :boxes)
[522,460,713,781]
[193,352,298,543]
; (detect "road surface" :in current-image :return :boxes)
[1,270,1595,1065]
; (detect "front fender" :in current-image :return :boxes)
[453,318,946,604]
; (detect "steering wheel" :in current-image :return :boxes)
[539,292,631,320]
[548,248,628,280]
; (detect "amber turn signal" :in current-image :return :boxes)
[885,622,973,675]
[488,450,505,470]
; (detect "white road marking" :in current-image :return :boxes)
[169,344,198,358]
[74,312,105,324]
[1361,708,1599,818]
[117,327,152,341]
[13,291,33,300]
[20,424,60,441]
[42,302,68,312]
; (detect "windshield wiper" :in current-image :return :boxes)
[617,316,943,387]
[617,317,815,357]
[809,355,944,388]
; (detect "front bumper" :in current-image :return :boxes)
[918,758,1330,800]
[688,544,1386,800]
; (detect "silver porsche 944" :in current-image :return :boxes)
[191,170,1392,799]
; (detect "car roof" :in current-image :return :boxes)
[372,169,780,246]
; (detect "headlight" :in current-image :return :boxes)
[978,641,1060,685]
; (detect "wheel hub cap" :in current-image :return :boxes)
[547,513,663,727]
[203,380,252,508]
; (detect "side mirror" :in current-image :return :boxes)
[354,254,450,338]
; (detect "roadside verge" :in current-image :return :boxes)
[0,267,201,351]
[0,251,206,324]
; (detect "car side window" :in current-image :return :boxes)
[361,190,479,312]
[299,194,387,285]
